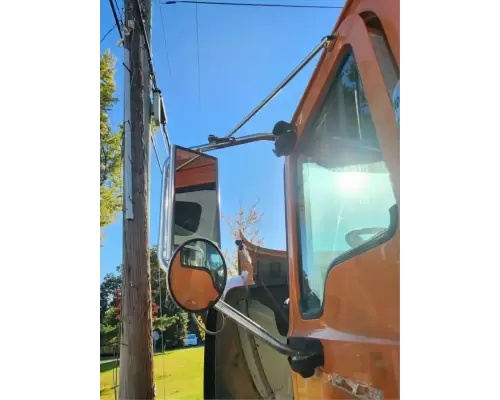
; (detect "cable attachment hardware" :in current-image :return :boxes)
[208,135,236,145]
[122,20,134,36]
[272,120,297,157]
[321,34,335,45]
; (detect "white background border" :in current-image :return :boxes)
[1,0,500,398]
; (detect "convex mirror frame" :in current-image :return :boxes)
[167,238,228,313]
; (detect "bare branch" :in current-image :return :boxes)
[222,200,264,273]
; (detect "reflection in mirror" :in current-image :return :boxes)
[173,147,221,250]
[168,238,227,312]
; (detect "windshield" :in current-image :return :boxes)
[297,157,395,311]
[295,48,397,316]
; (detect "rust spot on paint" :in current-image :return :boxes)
[328,373,383,400]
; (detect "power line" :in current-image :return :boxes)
[156,0,173,157]
[108,0,123,39]
[157,259,166,400]
[131,0,172,149]
[102,1,123,44]
[113,0,125,25]
[162,1,344,9]
[151,135,163,173]
[101,23,117,43]
[157,0,173,78]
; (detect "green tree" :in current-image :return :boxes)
[100,50,123,234]
[164,312,189,348]
[153,311,189,350]
[153,315,170,331]
[100,272,122,323]
[100,323,118,348]
[100,246,206,351]
[100,269,122,348]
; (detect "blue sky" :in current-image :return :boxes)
[100,0,344,280]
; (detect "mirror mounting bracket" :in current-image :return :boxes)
[287,337,324,379]
[272,120,297,157]
[214,298,323,366]
[190,132,277,153]
[207,135,236,145]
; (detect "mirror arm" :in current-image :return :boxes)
[214,300,301,357]
[225,35,334,139]
[190,133,277,153]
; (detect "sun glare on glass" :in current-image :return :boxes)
[338,172,368,193]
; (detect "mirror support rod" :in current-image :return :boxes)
[190,133,277,153]
[225,35,334,139]
[176,133,276,175]
[214,300,299,357]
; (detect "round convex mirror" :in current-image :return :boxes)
[167,238,228,312]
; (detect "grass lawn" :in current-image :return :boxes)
[100,346,204,399]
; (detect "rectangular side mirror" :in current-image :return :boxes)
[158,145,221,270]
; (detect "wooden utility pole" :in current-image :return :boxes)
[120,0,154,398]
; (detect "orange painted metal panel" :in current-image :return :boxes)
[285,0,400,398]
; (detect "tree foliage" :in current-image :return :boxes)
[100,272,122,322]
[100,50,123,233]
[100,273,122,348]
[154,312,189,349]
[100,248,191,350]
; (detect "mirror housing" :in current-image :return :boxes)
[167,238,227,312]
[158,145,221,272]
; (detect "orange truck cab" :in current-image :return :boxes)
[158,0,399,398]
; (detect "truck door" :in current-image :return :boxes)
[285,3,399,398]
